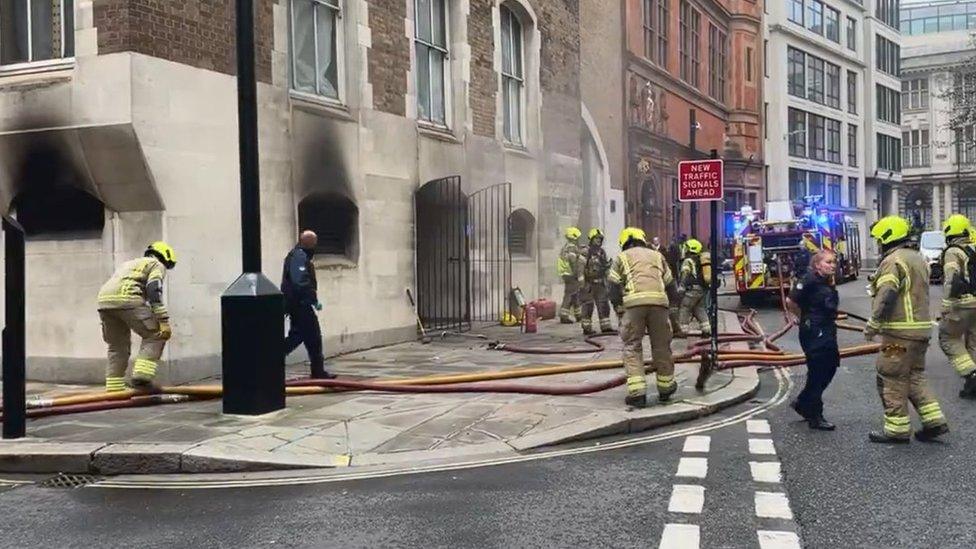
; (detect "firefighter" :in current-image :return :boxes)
[678,238,711,336]
[938,214,976,398]
[865,216,948,444]
[608,227,680,408]
[97,242,176,392]
[558,227,583,323]
[579,228,613,335]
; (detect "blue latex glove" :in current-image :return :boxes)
[314,302,323,311]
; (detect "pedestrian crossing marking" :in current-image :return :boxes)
[682,435,711,453]
[746,419,771,434]
[668,484,705,514]
[755,491,794,520]
[675,457,708,479]
[749,461,782,484]
[757,530,801,549]
[748,438,777,455]
[659,523,700,549]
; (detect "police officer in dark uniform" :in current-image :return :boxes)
[282,230,335,379]
[786,249,840,431]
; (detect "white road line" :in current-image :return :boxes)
[746,419,771,434]
[757,530,801,549]
[659,523,700,549]
[668,484,705,514]
[755,491,794,520]
[682,435,711,453]
[749,461,782,484]
[676,457,708,479]
[749,438,777,456]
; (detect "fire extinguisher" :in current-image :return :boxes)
[523,304,538,333]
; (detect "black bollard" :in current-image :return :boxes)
[2,215,26,438]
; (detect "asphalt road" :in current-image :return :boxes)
[0,281,973,549]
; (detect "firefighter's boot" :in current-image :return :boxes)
[961,372,976,399]
[625,394,647,408]
[914,423,949,442]
[868,431,910,444]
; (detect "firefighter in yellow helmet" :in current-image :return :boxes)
[865,216,948,443]
[678,238,711,336]
[938,214,976,399]
[608,227,680,408]
[579,228,614,335]
[558,227,583,323]
[96,242,176,391]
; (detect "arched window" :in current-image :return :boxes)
[12,184,104,237]
[298,193,359,261]
[508,208,534,257]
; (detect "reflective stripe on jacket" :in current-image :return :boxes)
[868,247,934,338]
[557,241,580,277]
[942,244,976,308]
[97,257,168,319]
[608,247,674,308]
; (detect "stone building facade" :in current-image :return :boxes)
[0,0,615,383]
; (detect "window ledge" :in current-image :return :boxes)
[503,143,534,158]
[290,90,355,122]
[312,255,357,270]
[0,58,75,79]
[418,122,461,144]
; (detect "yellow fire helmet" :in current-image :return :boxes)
[565,227,582,240]
[869,216,910,246]
[617,227,647,248]
[685,238,703,254]
[146,241,177,269]
[943,214,972,238]
[588,228,604,241]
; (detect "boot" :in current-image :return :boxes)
[914,424,949,442]
[129,377,160,393]
[311,360,337,380]
[807,417,836,431]
[868,431,910,444]
[659,384,678,402]
[961,373,976,399]
[582,326,596,336]
[559,317,573,324]
[625,394,647,409]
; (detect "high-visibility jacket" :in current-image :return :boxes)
[581,245,610,282]
[941,239,976,309]
[867,246,933,339]
[557,240,581,278]
[680,256,702,288]
[97,257,169,321]
[608,246,674,308]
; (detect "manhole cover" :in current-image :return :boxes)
[39,473,99,489]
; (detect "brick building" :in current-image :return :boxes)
[623,0,765,246]
[0,1,617,383]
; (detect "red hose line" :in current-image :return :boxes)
[0,394,196,423]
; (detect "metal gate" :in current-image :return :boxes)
[415,176,469,332]
[467,183,512,323]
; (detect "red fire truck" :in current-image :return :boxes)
[729,200,860,305]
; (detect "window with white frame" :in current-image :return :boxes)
[902,129,930,167]
[415,0,449,125]
[0,0,74,66]
[848,177,858,207]
[500,5,524,144]
[788,0,804,26]
[901,78,929,111]
[846,17,856,51]
[291,0,342,100]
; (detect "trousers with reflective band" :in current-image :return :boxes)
[875,335,946,437]
[938,307,976,377]
[99,306,167,382]
[679,287,710,335]
[620,305,673,398]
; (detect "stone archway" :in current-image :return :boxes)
[903,187,932,231]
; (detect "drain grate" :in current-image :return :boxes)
[39,473,99,489]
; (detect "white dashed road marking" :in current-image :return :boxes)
[682,435,711,453]
[749,438,777,456]
[668,484,706,514]
[757,530,802,549]
[675,457,708,479]
[755,491,794,520]
[747,419,771,434]
[659,523,700,549]
[749,461,782,484]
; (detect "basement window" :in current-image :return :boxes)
[298,193,359,262]
[12,184,104,237]
[508,208,534,257]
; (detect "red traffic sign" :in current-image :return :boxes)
[678,159,724,202]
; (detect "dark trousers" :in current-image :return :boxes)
[285,302,325,375]
[797,322,839,420]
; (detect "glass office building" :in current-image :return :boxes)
[901,1,976,35]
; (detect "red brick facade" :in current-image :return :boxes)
[366,0,410,116]
[92,0,274,83]
[469,0,498,137]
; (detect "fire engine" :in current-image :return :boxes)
[728,198,861,305]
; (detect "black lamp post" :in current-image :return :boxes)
[220,0,286,415]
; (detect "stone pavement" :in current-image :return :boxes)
[0,312,759,475]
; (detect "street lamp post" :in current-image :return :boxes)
[220,0,286,415]
[2,215,26,439]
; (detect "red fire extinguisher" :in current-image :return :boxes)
[523,304,538,333]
